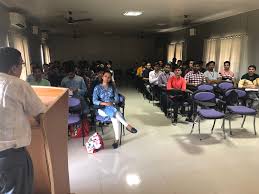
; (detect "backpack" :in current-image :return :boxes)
[225,90,239,106]
[85,132,104,154]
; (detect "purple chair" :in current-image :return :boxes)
[190,91,226,140]
[93,94,126,145]
[225,89,257,136]
[197,84,214,92]
[217,81,234,91]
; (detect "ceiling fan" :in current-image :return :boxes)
[65,11,93,24]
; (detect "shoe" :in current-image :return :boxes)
[172,118,177,124]
[185,118,193,122]
[112,141,119,149]
[126,127,138,133]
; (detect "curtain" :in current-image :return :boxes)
[13,35,31,80]
[218,36,247,78]
[167,44,176,63]
[203,39,217,64]
[175,42,183,60]
[43,44,51,64]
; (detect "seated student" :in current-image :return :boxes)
[167,66,187,123]
[105,60,115,82]
[184,61,206,90]
[61,62,89,114]
[204,61,220,84]
[48,65,62,87]
[28,66,51,86]
[184,60,194,75]
[199,61,207,73]
[239,65,259,109]
[158,63,174,87]
[219,61,235,81]
[93,71,138,149]
[142,63,152,82]
[149,63,163,100]
[26,63,36,82]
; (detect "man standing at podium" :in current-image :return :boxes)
[0,47,46,194]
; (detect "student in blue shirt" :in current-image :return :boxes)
[61,62,89,114]
[93,71,138,149]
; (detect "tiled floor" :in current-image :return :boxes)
[68,88,259,194]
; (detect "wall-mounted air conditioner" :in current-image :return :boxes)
[9,12,27,29]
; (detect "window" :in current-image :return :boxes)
[203,35,248,78]
[12,34,31,80]
[43,44,51,64]
[167,42,184,63]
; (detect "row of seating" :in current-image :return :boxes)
[140,80,257,140]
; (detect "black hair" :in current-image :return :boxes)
[224,61,231,65]
[32,66,43,73]
[193,61,203,66]
[173,65,181,70]
[63,61,76,73]
[248,65,256,70]
[154,63,160,67]
[164,63,171,68]
[0,47,21,73]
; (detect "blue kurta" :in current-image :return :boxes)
[93,84,119,118]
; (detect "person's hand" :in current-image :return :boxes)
[71,88,78,93]
[101,102,113,106]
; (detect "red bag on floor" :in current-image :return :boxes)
[69,118,90,138]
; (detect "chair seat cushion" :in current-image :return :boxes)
[227,106,256,115]
[198,109,225,119]
[68,97,80,108]
[68,114,81,125]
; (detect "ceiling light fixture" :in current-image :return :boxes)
[123,11,143,16]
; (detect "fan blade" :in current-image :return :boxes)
[73,18,93,23]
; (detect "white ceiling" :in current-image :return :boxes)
[1,0,259,35]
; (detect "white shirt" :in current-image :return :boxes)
[149,70,163,85]
[0,73,46,151]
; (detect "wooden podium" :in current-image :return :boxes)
[27,86,71,194]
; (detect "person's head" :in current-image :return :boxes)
[188,60,194,68]
[193,61,202,72]
[146,63,152,69]
[207,61,216,71]
[164,64,171,73]
[0,47,23,77]
[172,57,177,64]
[43,63,49,72]
[97,69,105,80]
[174,66,182,77]
[102,70,113,85]
[32,66,43,81]
[142,61,147,67]
[177,60,183,66]
[248,65,256,75]
[153,63,160,71]
[107,60,112,69]
[64,61,76,79]
[52,65,59,74]
[223,61,231,70]
[158,60,163,66]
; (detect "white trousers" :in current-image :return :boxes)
[98,109,128,140]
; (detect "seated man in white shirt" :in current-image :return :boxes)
[149,63,163,100]
[204,61,221,84]
[0,47,46,194]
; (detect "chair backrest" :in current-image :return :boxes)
[225,88,246,98]
[118,93,125,107]
[218,81,234,91]
[197,84,214,92]
[193,91,216,102]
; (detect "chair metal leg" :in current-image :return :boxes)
[198,118,202,141]
[190,120,195,134]
[254,115,257,135]
[229,116,232,136]
[120,127,123,145]
[222,118,226,139]
[241,115,246,128]
[100,124,104,135]
[211,119,216,134]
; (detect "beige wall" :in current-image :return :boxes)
[49,35,156,70]
[0,5,10,47]
[164,9,259,75]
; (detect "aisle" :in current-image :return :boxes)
[68,88,259,194]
